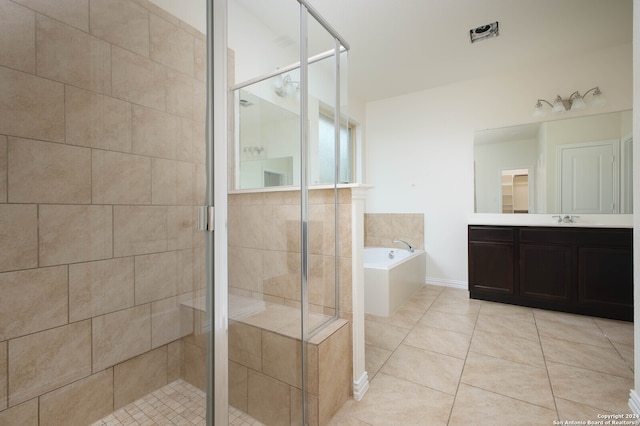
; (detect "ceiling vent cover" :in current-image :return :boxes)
[469,21,499,43]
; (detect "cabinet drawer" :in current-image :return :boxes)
[469,226,514,243]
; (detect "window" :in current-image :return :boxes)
[317,113,354,184]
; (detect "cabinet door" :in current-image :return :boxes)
[578,247,633,311]
[469,241,514,295]
[519,243,573,302]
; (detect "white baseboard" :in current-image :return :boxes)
[425,276,467,290]
[629,389,640,414]
[353,371,369,401]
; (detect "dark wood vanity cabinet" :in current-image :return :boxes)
[468,225,633,321]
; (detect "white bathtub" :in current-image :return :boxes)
[364,247,426,317]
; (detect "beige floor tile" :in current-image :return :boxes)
[333,373,453,426]
[380,344,464,395]
[364,320,410,352]
[418,309,478,335]
[612,341,634,371]
[429,298,482,316]
[365,302,425,330]
[478,301,535,322]
[541,336,632,378]
[470,329,545,368]
[449,384,557,426]
[365,344,392,379]
[533,308,598,328]
[535,317,611,348]
[594,317,634,345]
[404,324,471,359]
[475,313,540,342]
[461,352,555,409]
[547,361,634,414]
[555,397,617,423]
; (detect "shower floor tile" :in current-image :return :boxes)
[92,379,263,426]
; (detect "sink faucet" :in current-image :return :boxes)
[393,239,414,253]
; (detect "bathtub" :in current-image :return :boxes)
[364,247,426,317]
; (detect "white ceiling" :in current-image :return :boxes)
[236,0,633,102]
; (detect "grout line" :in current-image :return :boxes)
[533,310,561,422]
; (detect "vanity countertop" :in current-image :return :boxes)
[468,213,633,228]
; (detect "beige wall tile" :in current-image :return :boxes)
[92,304,151,372]
[64,85,100,148]
[36,14,111,94]
[0,0,35,73]
[178,118,196,162]
[167,341,181,382]
[9,321,91,406]
[151,158,177,205]
[166,70,195,118]
[0,266,67,341]
[114,205,167,256]
[229,360,248,412]
[132,105,180,160]
[12,0,88,31]
[0,204,37,272]
[65,86,132,152]
[113,347,167,409]
[102,96,132,152]
[69,257,135,322]
[229,246,263,294]
[194,81,206,123]
[150,13,194,76]
[168,206,195,250]
[0,136,5,202]
[229,204,263,249]
[177,248,195,294]
[135,251,178,304]
[0,341,6,411]
[93,150,151,204]
[262,331,302,388]
[229,322,262,371]
[181,340,206,392]
[151,295,193,348]
[39,369,113,426]
[0,66,64,143]
[247,371,290,426]
[39,205,113,266]
[177,161,196,205]
[263,251,300,301]
[194,38,206,82]
[318,323,351,424]
[112,46,167,111]
[338,256,352,313]
[90,0,149,56]
[0,399,38,425]
[8,137,91,204]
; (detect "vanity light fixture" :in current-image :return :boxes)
[533,87,605,117]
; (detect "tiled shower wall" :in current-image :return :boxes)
[0,0,207,424]
[364,213,425,250]
[228,189,354,319]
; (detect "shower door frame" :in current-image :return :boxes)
[206,0,350,423]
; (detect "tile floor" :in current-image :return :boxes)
[328,284,636,426]
[95,285,636,426]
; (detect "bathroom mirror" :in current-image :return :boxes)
[474,110,633,214]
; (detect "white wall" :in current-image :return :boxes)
[365,42,632,287]
[633,0,640,405]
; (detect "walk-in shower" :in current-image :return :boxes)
[0,0,349,424]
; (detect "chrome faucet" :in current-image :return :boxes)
[393,239,414,253]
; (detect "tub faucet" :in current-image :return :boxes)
[393,239,414,253]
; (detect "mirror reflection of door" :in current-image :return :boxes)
[501,169,529,214]
[558,140,619,214]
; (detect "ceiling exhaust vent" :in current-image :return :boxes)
[469,21,499,43]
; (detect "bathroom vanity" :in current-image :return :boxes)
[468,225,633,321]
